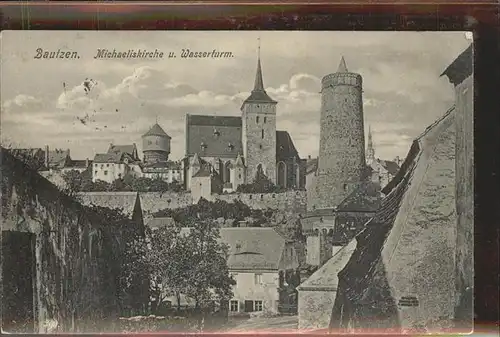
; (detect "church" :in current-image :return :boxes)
[183,51,306,193]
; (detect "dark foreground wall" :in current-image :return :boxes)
[1,148,120,333]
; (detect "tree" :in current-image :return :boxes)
[183,218,235,309]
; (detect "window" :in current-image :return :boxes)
[230,300,239,312]
[256,116,259,123]
[254,273,263,285]
[94,171,97,175]
[238,174,242,179]
[148,140,152,145]
[104,170,108,175]
[259,144,262,149]
[106,164,109,167]
[264,117,267,123]
[261,129,264,139]
[343,183,347,191]
[255,300,263,312]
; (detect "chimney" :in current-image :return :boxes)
[44,145,49,169]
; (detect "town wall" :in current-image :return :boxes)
[138,190,307,215]
[0,149,119,333]
[298,290,337,330]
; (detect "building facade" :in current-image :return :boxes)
[92,144,140,183]
[220,228,300,315]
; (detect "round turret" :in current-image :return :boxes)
[312,56,366,209]
[142,123,171,164]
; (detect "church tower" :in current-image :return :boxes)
[312,56,366,210]
[241,40,278,184]
[366,125,375,165]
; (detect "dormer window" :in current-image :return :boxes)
[213,128,220,137]
[235,243,241,252]
[228,143,234,151]
[201,142,207,151]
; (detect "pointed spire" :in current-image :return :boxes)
[253,37,265,92]
[235,153,245,167]
[337,56,348,73]
[191,153,201,167]
[366,125,375,163]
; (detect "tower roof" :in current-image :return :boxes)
[143,123,171,138]
[337,56,348,73]
[242,41,277,105]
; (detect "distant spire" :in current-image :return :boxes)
[366,125,375,164]
[253,37,265,92]
[337,56,348,73]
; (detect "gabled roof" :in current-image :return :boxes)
[298,239,357,291]
[143,123,171,138]
[336,180,381,213]
[276,131,300,161]
[192,165,212,178]
[93,152,124,163]
[107,144,138,160]
[77,192,139,219]
[186,115,243,158]
[220,227,287,270]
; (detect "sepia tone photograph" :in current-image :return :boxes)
[0,30,473,334]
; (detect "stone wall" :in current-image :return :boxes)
[1,149,119,333]
[139,191,193,217]
[298,290,336,330]
[454,75,473,323]
[216,190,307,212]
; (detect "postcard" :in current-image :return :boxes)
[0,30,473,334]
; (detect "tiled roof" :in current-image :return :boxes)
[93,153,123,163]
[219,227,287,270]
[441,44,473,86]
[143,123,171,138]
[276,131,300,161]
[77,192,139,219]
[337,107,455,306]
[297,239,357,291]
[186,114,243,158]
[336,180,382,213]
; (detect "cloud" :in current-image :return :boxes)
[2,94,44,113]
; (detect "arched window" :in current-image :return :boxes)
[277,161,287,188]
[224,161,231,183]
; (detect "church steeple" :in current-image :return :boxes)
[242,38,277,106]
[366,125,375,165]
[253,38,265,92]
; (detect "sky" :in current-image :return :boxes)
[0,31,471,162]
